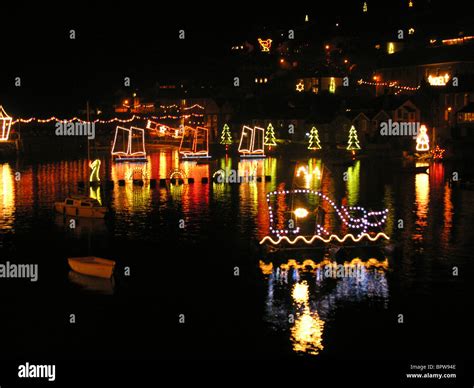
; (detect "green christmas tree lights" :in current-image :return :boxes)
[308,126,322,150]
[347,125,361,151]
[264,123,277,147]
[220,124,232,145]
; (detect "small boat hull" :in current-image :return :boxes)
[54,195,107,219]
[68,257,115,279]
[55,203,106,218]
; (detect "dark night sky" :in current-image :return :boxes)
[0,1,472,114]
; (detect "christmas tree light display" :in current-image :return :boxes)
[308,126,322,150]
[220,124,232,150]
[347,125,361,151]
[264,123,277,147]
[416,125,430,152]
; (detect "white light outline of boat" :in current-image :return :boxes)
[238,126,266,158]
[179,125,212,159]
[111,125,147,162]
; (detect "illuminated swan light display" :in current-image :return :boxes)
[260,189,389,246]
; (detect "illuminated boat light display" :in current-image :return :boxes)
[111,126,147,162]
[238,125,266,158]
[179,126,211,159]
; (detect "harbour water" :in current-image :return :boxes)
[0,151,470,360]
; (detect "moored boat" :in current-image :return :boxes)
[68,257,115,279]
[54,195,107,218]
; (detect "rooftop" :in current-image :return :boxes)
[377,44,474,69]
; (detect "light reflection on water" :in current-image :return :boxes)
[0,163,15,231]
[415,163,430,240]
[291,281,325,355]
[346,160,360,206]
[260,257,389,356]
[0,151,469,357]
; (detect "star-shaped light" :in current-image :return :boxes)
[296,81,304,92]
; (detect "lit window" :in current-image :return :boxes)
[388,42,395,54]
[329,77,336,93]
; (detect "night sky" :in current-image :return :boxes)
[0,1,471,114]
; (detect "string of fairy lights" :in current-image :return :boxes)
[358,79,420,91]
[152,113,204,120]
[155,104,205,120]
[8,103,206,126]
[11,110,204,126]
[159,104,204,111]
[11,115,143,125]
[259,232,390,245]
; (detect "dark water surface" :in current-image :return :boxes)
[0,151,470,360]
